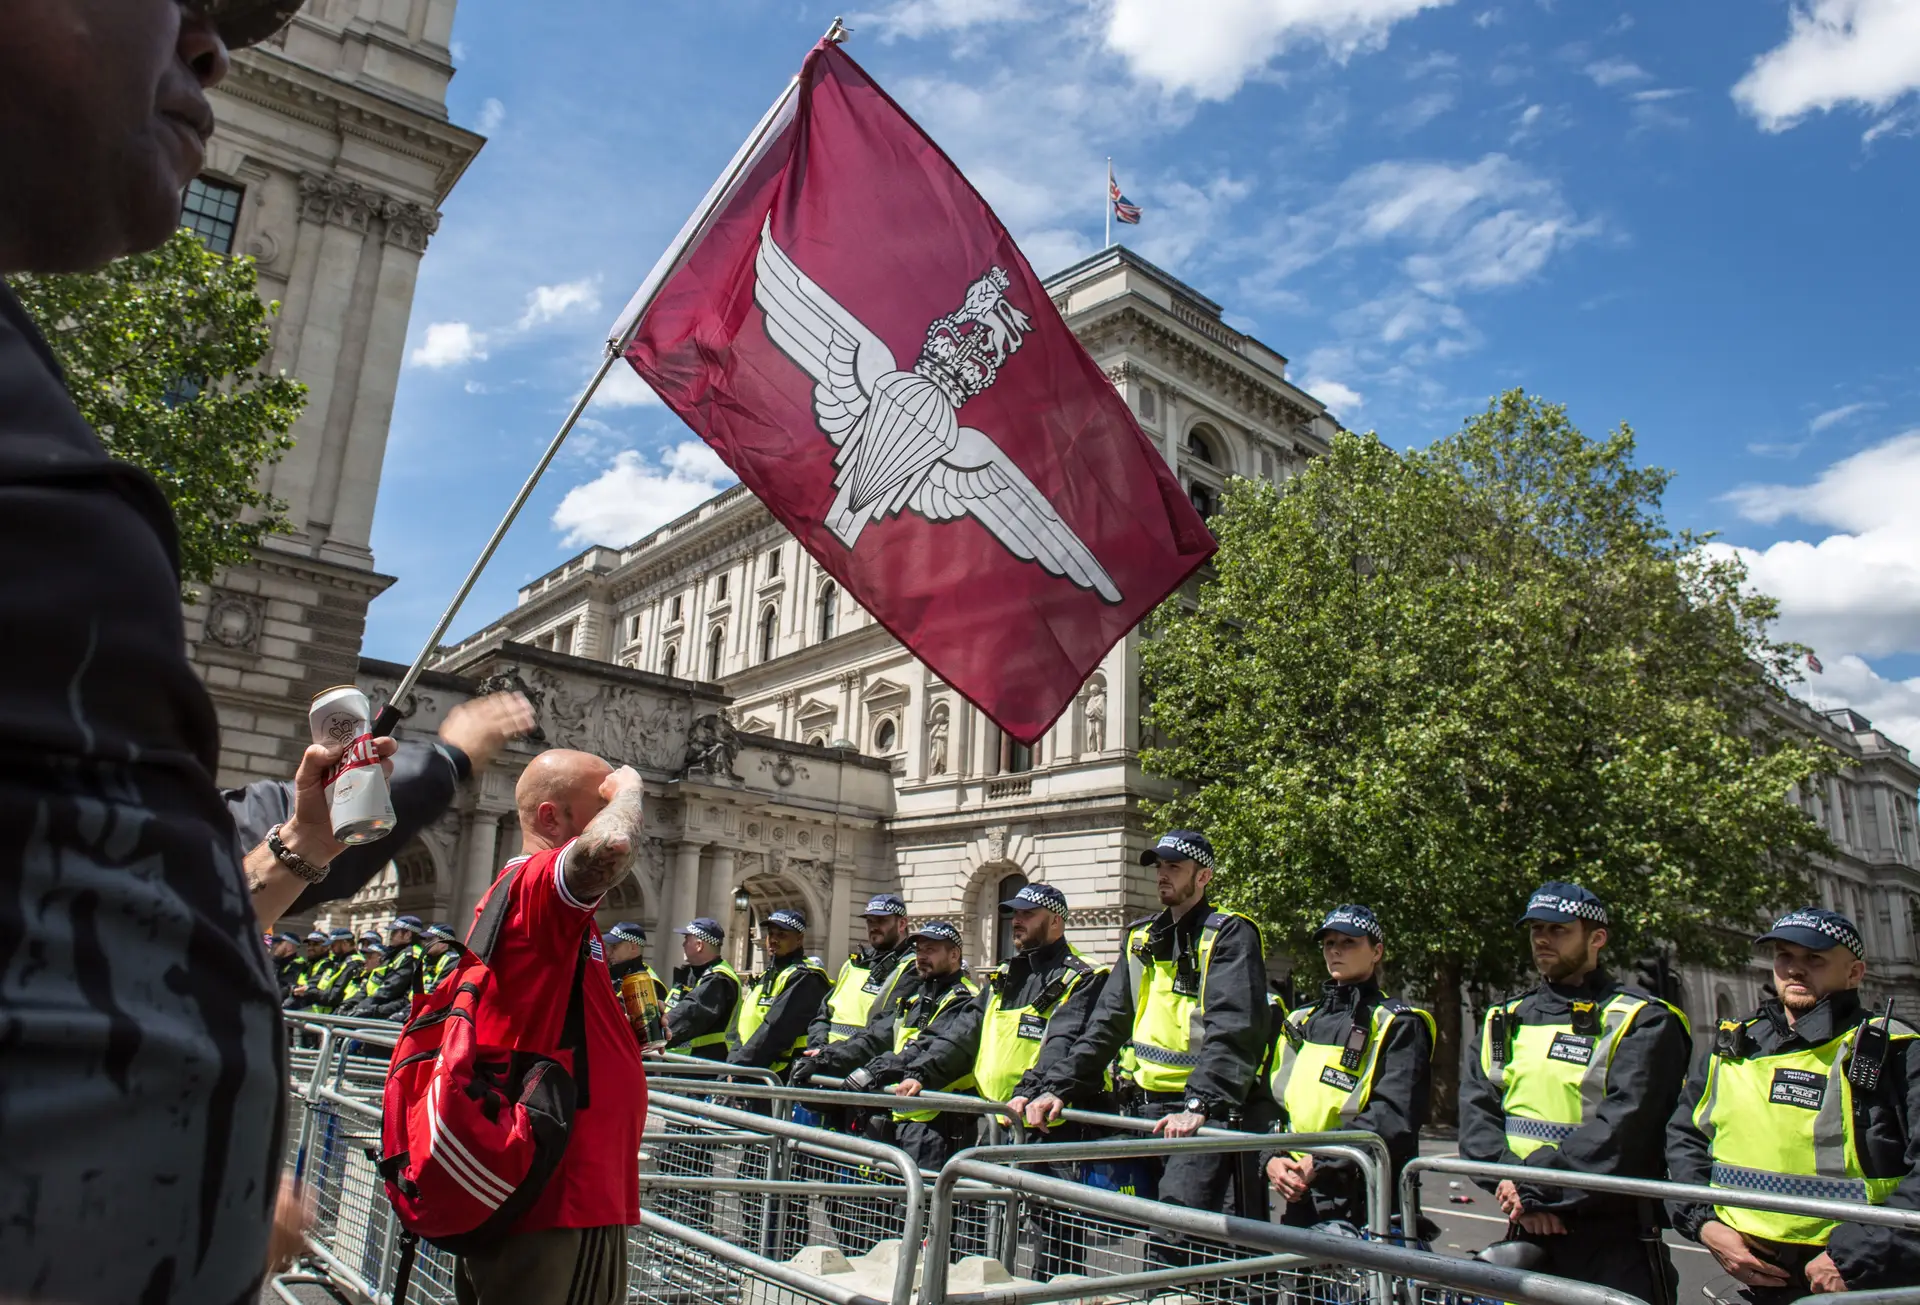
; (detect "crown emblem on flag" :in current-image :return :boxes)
[914,267,1034,406]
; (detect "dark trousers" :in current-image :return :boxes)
[1514,1217,1676,1305]
[455,1224,629,1305]
[1134,1096,1258,1269]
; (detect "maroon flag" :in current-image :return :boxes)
[617,42,1214,744]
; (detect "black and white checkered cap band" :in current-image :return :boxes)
[1527,892,1608,924]
[1154,836,1214,868]
[684,921,724,944]
[863,896,907,917]
[1322,910,1383,941]
[1008,884,1068,916]
[1771,912,1865,957]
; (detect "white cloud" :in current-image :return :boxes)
[1382,89,1457,132]
[590,363,663,410]
[1104,0,1454,100]
[409,321,487,370]
[1630,87,1688,103]
[1585,57,1650,87]
[1809,399,1876,432]
[476,97,506,134]
[1734,0,1920,132]
[1304,376,1365,412]
[1798,655,1920,751]
[518,278,602,330]
[551,440,738,547]
[1712,431,1920,660]
[854,0,1035,40]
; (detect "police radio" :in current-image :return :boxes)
[1849,998,1897,1094]
[1489,1009,1509,1067]
[1340,1019,1370,1072]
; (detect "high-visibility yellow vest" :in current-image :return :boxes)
[666,960,743,1050]
[1479,990,1666,1157]
[731,956,826,1073]
[1271,996,1435,1135]
[893,976,978,1122]
[1123,910,1255,1093]
[823,950,907,1043]
[426,950,461,990]
[1694,1015,1917,1245]
[975,948,1102,1103]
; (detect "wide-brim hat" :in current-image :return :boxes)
[206,0,307,49]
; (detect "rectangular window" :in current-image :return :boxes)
[627,614,641,644]
[553,622,575,656]
[715,573,729,601]
[766,548,782,579]
[182,177,243,254]
[669,595,683,622]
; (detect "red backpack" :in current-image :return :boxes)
[378,860,593,1252]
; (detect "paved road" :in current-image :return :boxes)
[1413,1138,1730,1305]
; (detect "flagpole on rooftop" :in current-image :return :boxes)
[1105,158,1112,249]
[371,21,843,737]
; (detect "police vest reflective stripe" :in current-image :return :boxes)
[730,959,825,1071]
[975,949,1102,1103]
[1479,991,1653,1159]
[426,952,460,990]
[893,977,978,1122]
[1694,1017,1917,1245]
[1270,999,1435,1134]
[824,952,904,1043]
[667,961,743,1049]
[1123,911,1254,1093]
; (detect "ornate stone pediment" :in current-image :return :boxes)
[479,663,691,774]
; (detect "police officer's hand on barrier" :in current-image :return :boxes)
[1804,1253,1847,1293]
[842,1064,875,1092]
[1266,1154,1314,1201]
[788,1057,819,1086]
[889,1077,924,1097]
[1023,1092,1065,1128]
[1153,1109,1207,1139]
[1699,1222,1793,1290]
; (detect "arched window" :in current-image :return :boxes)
[874,718,898,753]
[662,644,678,678]
[706,625,726,680]
[994,872,1029,963]
[758,606,779,663]
[816,581,838,642]
[806,732,827,748]
[1187,426,1218,465]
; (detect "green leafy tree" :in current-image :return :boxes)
[10,229,305,588]
[1142,390,1834,1119]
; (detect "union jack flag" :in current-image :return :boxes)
[1110,171,1142,225]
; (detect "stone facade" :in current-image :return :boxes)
[184,0,483,788]
[324,648,896,973]
[435,248,1340,966]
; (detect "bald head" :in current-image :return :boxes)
[516,749,615,851]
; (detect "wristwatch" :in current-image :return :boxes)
[1184,1096,1209,1117]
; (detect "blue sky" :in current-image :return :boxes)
[370,0,1920,741]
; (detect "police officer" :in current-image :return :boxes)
[729,908,830,1077]
[269,932,306,999]
[1263,905,1433,1231]
[664,917,743,1060]
[807,893,917,1051]
[419,923,465,994]
[305,928,366,1014]
[605,921,668,1002]
[1667,908,1920,1298]
[347,915,430,1020]
[1025,831,1270,1226]
[812,921,978,1168]
[1460,881,1691,1304]
[340,937,387,1013]
[284,931,332,1010]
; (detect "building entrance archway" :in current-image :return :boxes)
[728,872,823,975]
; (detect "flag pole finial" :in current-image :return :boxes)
[825,16,851,43]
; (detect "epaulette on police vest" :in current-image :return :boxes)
[1126,913,1158,931]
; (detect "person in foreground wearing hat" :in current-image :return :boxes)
[1024,831,1270,1242]
[805,892,919,1053]
[1460,881,1692,1303]
[1264,906,1434,1232]
[664,918,744,1060]
[604,921,668,1002]
[1666,908,1920,1299]
[730,908,830,1079]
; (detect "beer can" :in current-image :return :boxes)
[309,685,397,845]
[619,971,665,1050]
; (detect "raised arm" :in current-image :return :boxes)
[563,765,645,905]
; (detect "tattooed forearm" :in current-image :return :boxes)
[565,780,644,903]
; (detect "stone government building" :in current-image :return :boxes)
[176,3,1920,1016]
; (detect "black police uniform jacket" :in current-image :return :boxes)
[1666,988,1920,1288]
[664,957,743,1054]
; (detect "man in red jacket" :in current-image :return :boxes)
[456,749,650,1305]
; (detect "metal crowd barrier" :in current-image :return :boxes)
[276,1016,1913,1305]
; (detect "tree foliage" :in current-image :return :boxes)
[10,229,305,587]
[1142,391,1834,1108]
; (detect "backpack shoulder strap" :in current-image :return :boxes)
[464,861,526,962]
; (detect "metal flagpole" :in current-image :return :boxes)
[1105,158,1112,249]
[370,22,838,737]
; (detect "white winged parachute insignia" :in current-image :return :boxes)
[752,217,1123,604]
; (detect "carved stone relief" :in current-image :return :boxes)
[204,590,263,651]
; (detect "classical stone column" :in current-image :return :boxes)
[454,810,506,923]
[827,857,853,971]
[704,847,739,924]
[668,840,704,934]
